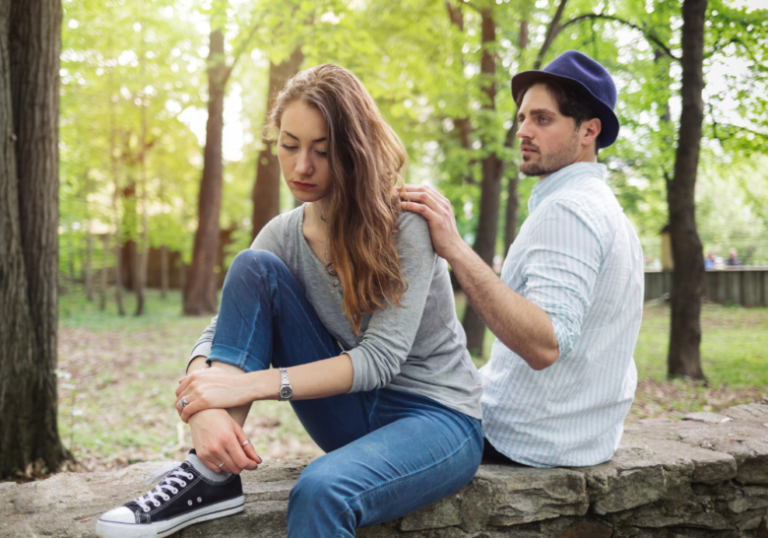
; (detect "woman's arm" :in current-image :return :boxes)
[176,355,354,422]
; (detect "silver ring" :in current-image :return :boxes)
[180,397,189,409]
[217,462,225,469]
[242,440,250,447]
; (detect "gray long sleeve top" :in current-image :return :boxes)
[190,205,483,420]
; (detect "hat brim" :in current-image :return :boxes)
[511,71,619,149]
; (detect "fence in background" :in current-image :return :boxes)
[645,268,768,306]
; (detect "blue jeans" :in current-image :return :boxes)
[208,249,483,538]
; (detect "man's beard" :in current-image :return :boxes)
[519,133,580,177]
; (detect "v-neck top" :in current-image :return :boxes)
[191,205,483,419]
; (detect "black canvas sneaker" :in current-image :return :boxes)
[95,451,244,538]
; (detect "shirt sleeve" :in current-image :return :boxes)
[345,214,437,392]
[186,214,287,372]
[520,198,603,362]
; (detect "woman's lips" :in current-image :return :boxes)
[292,181,315,190]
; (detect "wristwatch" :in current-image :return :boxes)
[278,367,293,401]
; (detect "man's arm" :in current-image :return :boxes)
[400,185,559,370]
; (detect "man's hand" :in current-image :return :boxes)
[399,184,468,263]
[400,184,559,370]
[188,408,262,474]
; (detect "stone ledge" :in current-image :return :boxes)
[2,402,768,538]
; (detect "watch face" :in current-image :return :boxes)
[280,386,293,400]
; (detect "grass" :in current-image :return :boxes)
[56,288,768,472]
[635,300,768,388]
[57,288,319,472]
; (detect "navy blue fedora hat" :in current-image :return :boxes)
[511,50,619,148]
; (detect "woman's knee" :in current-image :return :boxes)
[227,249,283,281]
[289,458,353,511]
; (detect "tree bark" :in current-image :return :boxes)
[184,28,228,315]
[0,0,68,477]
[667,0,708,380]
[462,9,501,357]
[251,47,304,241]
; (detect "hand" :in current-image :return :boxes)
[176,366,253,423]
[188,408,262,474]
[399,184,467,263]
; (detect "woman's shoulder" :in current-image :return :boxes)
[396,209,431,238]
[395,210,435,259]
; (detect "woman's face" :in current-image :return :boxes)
[277,100,331,204]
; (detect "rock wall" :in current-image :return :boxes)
[2,402,768,538]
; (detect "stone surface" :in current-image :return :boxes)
[684,412,733,424]
[2,402,768,537]
[578,447,665,515]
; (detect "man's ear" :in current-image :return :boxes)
[581,117,602,148]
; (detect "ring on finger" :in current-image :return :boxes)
[217,462,225,469]
[180,396,189,409]
[242,440,250,447]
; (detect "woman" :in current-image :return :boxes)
[96,64,483,538]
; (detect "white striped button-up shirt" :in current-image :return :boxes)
[480,162,643,467]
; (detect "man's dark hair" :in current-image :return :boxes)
[515,78,601,154]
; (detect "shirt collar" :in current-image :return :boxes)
[528,162,607,214]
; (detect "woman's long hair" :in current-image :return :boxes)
[268,64,408,334]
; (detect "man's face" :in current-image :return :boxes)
[516,83,582,178]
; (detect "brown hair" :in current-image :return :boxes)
[268,64,408,334]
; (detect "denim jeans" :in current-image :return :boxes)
[208,249,483,538]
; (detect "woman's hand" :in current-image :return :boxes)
[188,408,262,474]
[175,366,255,423]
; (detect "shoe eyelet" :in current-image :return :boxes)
[197,497,202,503]
[187,500,193,506]
[170,488,178,494]
[153,501,160,507]
[143,507,150,513]
[162,495,170,501]
[180,481,186,487]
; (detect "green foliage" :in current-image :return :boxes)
[60,0,768,288]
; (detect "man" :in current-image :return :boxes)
[401,50,644,468]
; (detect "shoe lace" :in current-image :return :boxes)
[135,463,194,513]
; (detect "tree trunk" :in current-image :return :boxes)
[184,28,228,315]
[503,8,529,254]
[0,0,68,477]
[109,56,125,315]
[83,169,93,301]
[121,181,137,291]
[135,49,149,316]
[100,235,108,311]
[667,0,708,380]
[462,9,501,357]
[251,46,303,240]
[160,244,168,298]
[179,257,186,299]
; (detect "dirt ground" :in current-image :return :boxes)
[47,323,766,478]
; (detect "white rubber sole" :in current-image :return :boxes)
[95,496,245,538]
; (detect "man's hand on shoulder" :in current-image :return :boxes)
[399,184,469,264]
[400,183,559,370]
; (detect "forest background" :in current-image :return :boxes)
[2,0,767,477]
[59,0,768,309]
